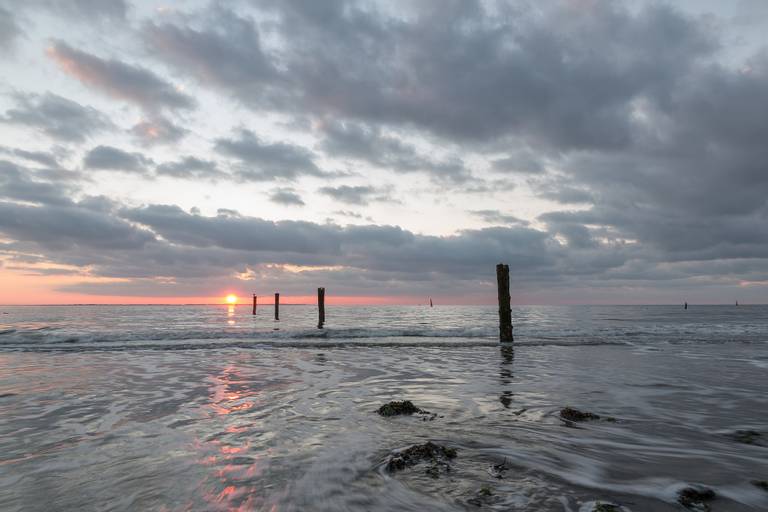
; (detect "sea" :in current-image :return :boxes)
[1,304,767,511]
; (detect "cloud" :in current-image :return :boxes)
[0,6,21,53]
[1,92,113,142]
[269,187,305,206]
[28,0,128,20]
[83,145,152,173]
[47,41,195,112]
[214,129,325,181]
[0,160,75,206]
[0,146,59,168]
[320,120,472,182]
[469,210,529,226]
[129,116,188,146]
[318,185,379,205]
[143,8,279,104]
[155,157,221,180]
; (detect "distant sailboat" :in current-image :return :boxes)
[429,297,433,307]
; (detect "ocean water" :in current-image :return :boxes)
[0,305,767,511]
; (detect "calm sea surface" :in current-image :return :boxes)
[1,305,767,511]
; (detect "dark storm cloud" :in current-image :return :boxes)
[83,146,152,173]
[146,1,712,147]
[47,41,195,112]
[214,129,325,181]
[269,188,305,206]
[1,93,113,142]
[155,157,221,180]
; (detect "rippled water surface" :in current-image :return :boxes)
[1,305,767,511]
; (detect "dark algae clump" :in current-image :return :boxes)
[377,400,438,420]
[678,486,716,511]
[728,429,765,446]
[752,480,768,491]
[377,400,423,416]
[385,441,457,478]
[561,407,600,421]
[593,502,621,512]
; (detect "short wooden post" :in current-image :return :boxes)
[252,294,257,315]
[317,287,325,329]
[496,263,513,342]
[274,292,280,320]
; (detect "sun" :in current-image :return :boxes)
[225,294,238,304]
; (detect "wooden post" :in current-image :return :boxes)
[496,263,513,343]
[252,294,257,315]
[275,292,280,320]
[317,287,325,329]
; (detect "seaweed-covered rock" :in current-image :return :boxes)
[593,502,621,512]
[378,400,423,416]
[728,430,764,446]
[559,407,617,423]
[486,458,511,479]
[467,485,496,507]
[752,480,768,491]
[560,407,602,422]
[677,487,716,511]
[385,441,457,477]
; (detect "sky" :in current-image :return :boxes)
[0,0,767,305]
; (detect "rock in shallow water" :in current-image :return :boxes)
[560,407,615,422]
[677,486,716,511]
[385,441,457,477]
[377,400,423,416]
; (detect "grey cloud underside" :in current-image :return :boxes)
[7,0,129,20]
[1,93,113,142]
[49,41,195,112]
[83,145,152,173]
[130,117,188,146]
[215,129,327,181]
[269,188,305,206]
[1,163,767,297]
[0,6,20,52]
[155,157,221,180]
[318,185,379,206]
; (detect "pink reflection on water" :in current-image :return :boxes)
[194,363,277,511]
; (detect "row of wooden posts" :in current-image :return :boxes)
[249,264,513,342]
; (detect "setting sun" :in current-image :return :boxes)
[225,294,238,304]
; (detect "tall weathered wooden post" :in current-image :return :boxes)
[317,287,325,329]
[274,292,280,321]
[496,263,513,342]
[252,294,257,315]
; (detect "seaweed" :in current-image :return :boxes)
[677,486,716,511]
[729,430,764,446]
[560,407,615,422]
[486,458,511,479]
[377,400,438,420]
[467,485,496,507]
[385,441,457,477]
[593,502,621,512]
[752,480,768,491]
